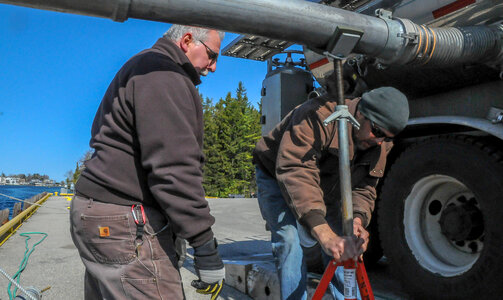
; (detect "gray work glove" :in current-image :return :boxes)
[191,238,225,299]
[175,237,187,268]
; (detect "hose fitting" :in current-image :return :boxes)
[377,11,503,67]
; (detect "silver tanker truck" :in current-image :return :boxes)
[1,0,502,298]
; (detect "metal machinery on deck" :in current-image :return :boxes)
[258,51,314,135]
[1,0,503,298]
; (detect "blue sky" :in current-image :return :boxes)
[0,4,275,182]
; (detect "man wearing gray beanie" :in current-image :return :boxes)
[253,86,409,300]
[359,87,409,135]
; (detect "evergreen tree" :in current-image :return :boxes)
[69,148,94,186]
[202,96,225,196]
[201,82,261,197]
[73,162,81,184]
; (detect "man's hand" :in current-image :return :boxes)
[311,224,359,262]
[192,238,225,299]
[353,217,370,258]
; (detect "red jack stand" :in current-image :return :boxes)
[312,258,375,300]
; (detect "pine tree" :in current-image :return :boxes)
[202,96,224,196]
[201,82,261,197]
[73,162,81,184]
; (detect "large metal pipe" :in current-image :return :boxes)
[1,0,502,67]
[0,0,390,56]
[0,0,132,22]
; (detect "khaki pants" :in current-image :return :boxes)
[70,195,184,300]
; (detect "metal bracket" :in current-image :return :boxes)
[326,26,364,58]
[323,51,342,60]
[323,105,361,129]
[375,8,393,20]
[398,32,419,43]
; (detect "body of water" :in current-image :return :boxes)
[0,185,61,219]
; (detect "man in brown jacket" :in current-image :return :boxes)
[70,25,225,299]
[253,87,409,300]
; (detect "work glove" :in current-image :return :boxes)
[174,237,187,269]
[192,238,225,299]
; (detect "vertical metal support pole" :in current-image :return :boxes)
[321,58,362,300]
[334,60,353,237]
[334,59,345,106]
[334,59,357,300]
[321,59,373,300]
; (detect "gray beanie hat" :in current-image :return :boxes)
[359,87,409,135]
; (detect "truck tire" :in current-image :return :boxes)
[378,135,503,299]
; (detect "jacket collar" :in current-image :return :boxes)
[151,38,202,86]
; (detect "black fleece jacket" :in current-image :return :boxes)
[76,38,214,247]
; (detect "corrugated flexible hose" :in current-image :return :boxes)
[407,24,503,67]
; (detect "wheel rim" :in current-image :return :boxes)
[404,175,483,277]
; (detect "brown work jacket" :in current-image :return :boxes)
[253,95,392,230]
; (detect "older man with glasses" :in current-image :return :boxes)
[253,86,409,300]
[70,25,226,300]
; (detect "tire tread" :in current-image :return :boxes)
[377,134,503,299]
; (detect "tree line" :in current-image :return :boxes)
[69,82,262,197]
[1,172,51,181]
[202,82,261,197]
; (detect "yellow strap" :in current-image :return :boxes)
[210,283,223,300]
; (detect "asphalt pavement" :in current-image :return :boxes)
[0,196,253,300]
[0,196,411,299]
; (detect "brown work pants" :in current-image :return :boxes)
[70,195,184,300]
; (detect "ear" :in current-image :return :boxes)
[354,109,366,125]
[179,33,193,53]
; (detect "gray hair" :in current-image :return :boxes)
[164,25,225,44]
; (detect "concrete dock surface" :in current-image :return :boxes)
[0,196,411,299]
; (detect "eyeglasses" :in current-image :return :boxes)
[199,40,218,65]
[370,120,393,142]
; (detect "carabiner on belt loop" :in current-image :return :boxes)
[131,204,146,244]
[131,204,146,225]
